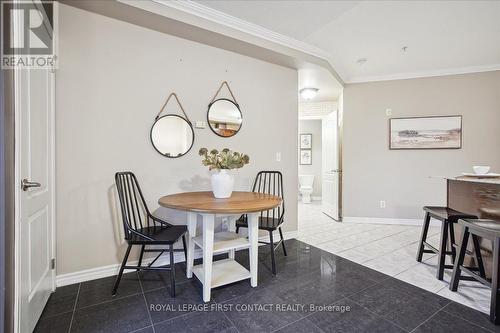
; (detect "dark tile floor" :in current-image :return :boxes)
[35,239,499,333]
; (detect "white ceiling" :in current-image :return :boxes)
[194,0,500,83]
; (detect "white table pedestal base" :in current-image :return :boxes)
[186,212,259,302]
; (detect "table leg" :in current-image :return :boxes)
[228,216,236,260]
[186,212,197,278]
[202,214,215,302]
[247,213,259,287]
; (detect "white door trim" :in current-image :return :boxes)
[13,57,21,333]
[49,70,56,292]
[13,8,23,328]
[13,51,57,333]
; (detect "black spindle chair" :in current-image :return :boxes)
[113,172,187,297]
[236,171,287,275]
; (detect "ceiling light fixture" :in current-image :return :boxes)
[300,88,319,100]
[356,58,368,65]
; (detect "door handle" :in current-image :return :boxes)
[330,169,342,173]
[21,179,41,191]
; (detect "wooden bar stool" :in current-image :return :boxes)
[450,219,499,324]
[416,206,478,280]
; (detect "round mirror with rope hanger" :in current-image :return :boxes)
[207,81,242,138]
[150,92,194,158]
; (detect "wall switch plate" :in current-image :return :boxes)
[276,152,281,162]
[380,200,386,208]
[386,108,392,116]
[195,121,206,129]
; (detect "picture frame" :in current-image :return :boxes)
[300,133,312,149]
[300,149,312,165]
[389,115,462,150]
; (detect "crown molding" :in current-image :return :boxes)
[126,0,497,85]
[346,63,500,84]
[152,0,336,67]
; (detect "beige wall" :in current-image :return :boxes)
[343,71,500,220]
[298,120,322,197]
[56,5,298,275]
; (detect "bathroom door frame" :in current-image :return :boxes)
[337,93,343,220]
[297,95,343,226]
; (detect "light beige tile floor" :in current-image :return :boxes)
[296,201,492,314]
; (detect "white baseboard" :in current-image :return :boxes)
[297,195,322,202]
[343,216,441,227]
[55,230,298,287]
[55,251,196,287]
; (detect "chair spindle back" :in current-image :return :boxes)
[251,171,285,226]
[115,172,158,239]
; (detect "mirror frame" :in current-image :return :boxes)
[150,114,195,158]
[207,98,243,138]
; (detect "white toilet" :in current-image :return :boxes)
[299,175,315,203]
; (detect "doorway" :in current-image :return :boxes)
[298,99,341,237]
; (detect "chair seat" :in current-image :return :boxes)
[459,219,500,237]
[423,206,477,222]
[129,225,187,244]
[236,215,283,231]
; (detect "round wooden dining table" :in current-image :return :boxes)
[159,191,281,302]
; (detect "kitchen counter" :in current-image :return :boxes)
[444,176,500,278]
[445,177,500,218]
[443,175,500,185]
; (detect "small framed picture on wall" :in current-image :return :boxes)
[300,149,312,165]
[300,133,312,149]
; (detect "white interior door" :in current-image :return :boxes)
[15,57,55,333]
[11,2,56,331]
[321,111,340,220]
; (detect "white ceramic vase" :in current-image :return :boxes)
[211,169,234,198]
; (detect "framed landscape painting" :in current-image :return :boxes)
[389,115,462,150]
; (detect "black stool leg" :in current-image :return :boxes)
[449,222,457,263]
[236,226,240,234]
[437,220,449,280]
[450,227,470,291]
[471,234,486,279]
[416,212,431,262]
[491,237,500,324]
[269,230,276,275]
[112,244,132,295]
[279,227,287,256]
[182,235,188,261]
[169,244,176,297]
[137,245,145,271]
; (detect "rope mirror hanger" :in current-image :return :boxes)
[155,92,192,123]
[210,81,239,105]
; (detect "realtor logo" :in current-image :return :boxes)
[1,0,57,68]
